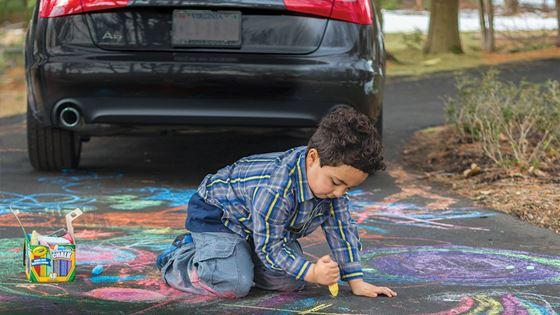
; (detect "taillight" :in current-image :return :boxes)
[39,0,82,18]
[39,0,128,18]
[331,0,373,25]
[283,0,333,19]
[283,0,373,25]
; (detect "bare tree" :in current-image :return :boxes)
[479,0,496,52]
[373,0,383,30]
[557,0,560,47]
[423,0,463,54]
[504,0,519,15]
[372,0,399,61]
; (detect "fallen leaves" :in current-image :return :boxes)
[403,124,560,235]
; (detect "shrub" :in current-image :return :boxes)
[445,69,560,169]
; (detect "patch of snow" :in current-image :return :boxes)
[382,9,558,34]
[494,0,555,6]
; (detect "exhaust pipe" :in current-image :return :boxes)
[59,106,81,128]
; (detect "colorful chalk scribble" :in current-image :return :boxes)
[0,168,559,313]
[418,290,560,314]
[0,170,196,214]
[349,188,496,231]
[363,245,560,286]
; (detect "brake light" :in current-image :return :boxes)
[283,0,333,19]
[331,0,373,25]
[39,0,128,18]
[283,0,373,25]
[40,0,82,18]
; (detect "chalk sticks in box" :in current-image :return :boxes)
[23,209,83,282]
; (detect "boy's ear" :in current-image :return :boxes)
[307,148,320,164]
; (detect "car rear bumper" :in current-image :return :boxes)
[26,17,384,134]
[30,54,382,130]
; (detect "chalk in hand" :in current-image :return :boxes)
[328,283,339,297]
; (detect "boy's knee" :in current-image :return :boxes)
[234,272,254,298]
[192,233,255,299]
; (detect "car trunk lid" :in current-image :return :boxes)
[83,0,330,54]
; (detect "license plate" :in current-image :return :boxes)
[172,10,241,48]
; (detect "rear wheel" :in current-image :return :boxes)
[27,105,81,171]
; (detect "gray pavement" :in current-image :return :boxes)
[0,59,559,314]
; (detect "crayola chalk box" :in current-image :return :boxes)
[22,209,82,283]
[24,235,76,282]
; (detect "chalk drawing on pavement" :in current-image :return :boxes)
[362,245,560,286]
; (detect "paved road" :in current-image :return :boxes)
[1,59,559,314]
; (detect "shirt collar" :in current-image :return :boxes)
[293,147,316,203]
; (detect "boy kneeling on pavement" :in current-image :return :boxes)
[157,105,397,299]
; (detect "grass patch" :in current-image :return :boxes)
[385,29,560,77]
[0,0,35,24]
[0,26,25,74]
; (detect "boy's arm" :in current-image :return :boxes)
[322,195,398,298]
[251,187,313,281]
[320,194,364,282]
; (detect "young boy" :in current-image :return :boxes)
[157,105,397,299]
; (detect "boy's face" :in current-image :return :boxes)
[305,148,369,199]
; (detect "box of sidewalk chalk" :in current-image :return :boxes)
[22,209,83,283]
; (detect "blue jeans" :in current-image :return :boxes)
[160,231,306,299]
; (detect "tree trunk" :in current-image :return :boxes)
[478,0,487,49]
[556,0,560,47]
[504,0,519,15]
[373,0,383,31]
[485,0,495,52]
[423,0,463,54]
[416,0,424,10]
[479,0,496,52]
[372,0,398,61]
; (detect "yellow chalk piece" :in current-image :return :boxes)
[328,284,339,297]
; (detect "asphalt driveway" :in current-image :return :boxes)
[1,59,559,314]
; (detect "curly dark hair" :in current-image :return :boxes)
[307,105,385,174]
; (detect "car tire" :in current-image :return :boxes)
[27,105,81,171]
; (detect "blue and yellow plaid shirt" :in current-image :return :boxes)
[196,146,363,282]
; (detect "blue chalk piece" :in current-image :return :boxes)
[92,265,104,276]
[88,275,146,284]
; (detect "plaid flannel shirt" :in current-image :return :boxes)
[196,146,363,281]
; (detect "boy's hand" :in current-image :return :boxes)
[349,279,397,298]
[305,255,340,285]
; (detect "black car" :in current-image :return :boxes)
[25,0,386,171]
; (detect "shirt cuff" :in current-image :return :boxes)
[294,259,313,281]
[340,262,364,282]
